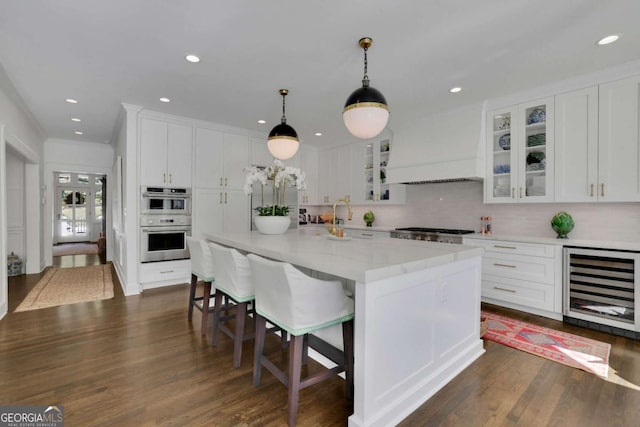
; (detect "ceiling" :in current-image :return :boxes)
[0,1,639,148]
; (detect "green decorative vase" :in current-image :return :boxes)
[551,212,574,239]
[363,210,375,227]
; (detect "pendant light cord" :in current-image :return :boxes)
[362,45,370,88]
[281,93,287,124]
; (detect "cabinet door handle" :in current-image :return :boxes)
[225,177,228,186]
[494,245,517,249]
[590,183,594,197]
[163,173,167,183]
[494,263,517,268]
[601,183,605,197]
[519,187,523,198]
[494,286,516,293]
[160,270,174,274]
[362,233,374,237]
[511,187,515,199]
[224,192,228,204]
[220,177,223,186]
[169,173,172,183]
[219,192,223,204]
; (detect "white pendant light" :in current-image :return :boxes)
[343,37,389,139]
[268,89,299,160]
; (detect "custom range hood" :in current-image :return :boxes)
[386,102,486,184]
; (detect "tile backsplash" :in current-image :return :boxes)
[329,181,640,242]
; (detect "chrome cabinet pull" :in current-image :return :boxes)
[601,183,605,197]
[160,270,174,274]
[224,192,227,204]
[494,286,516,293]
[225,177,228,186]
[494,263,517,268]
[590,183,594,197]
[220,177,223,186]
[219,192,223,204]
[511,187,515,198]
[519,187,523,198]
[494,245,517,249]
[163,173,166,183]
[169,173,172,183]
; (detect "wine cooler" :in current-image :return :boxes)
[564,246,640,338]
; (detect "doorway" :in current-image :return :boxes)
[53,172,106,259]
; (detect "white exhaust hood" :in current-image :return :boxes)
[386,102,486,184]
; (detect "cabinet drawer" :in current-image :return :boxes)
[481,274,555,312]
[347,229,389,239]
[139,260,190,284]
[482,252,555,284]
[464,238,556,258]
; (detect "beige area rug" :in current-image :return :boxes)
[15,265,114,312]
[53,242,99,256]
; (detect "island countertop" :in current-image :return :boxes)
[205,227,484,283]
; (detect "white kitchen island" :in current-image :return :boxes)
[205,227,485,427]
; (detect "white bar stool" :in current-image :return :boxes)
[247,253,355,427]
[186,237,216,335]
[208,241,255,368]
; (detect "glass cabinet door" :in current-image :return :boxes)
[487,108,517,202]
[518,98,554,202]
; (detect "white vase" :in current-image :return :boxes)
[254,216,291,235]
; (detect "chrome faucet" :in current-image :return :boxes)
[330,198,353,235]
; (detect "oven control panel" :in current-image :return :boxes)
[140,215,191,226]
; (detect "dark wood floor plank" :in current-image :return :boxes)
[3,271,640,426]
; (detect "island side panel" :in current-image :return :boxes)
[349,256,484,427]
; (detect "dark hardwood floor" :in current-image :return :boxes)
[2,263,640,426]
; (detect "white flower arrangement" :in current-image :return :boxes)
[244,159,306,216]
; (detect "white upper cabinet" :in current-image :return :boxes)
[486,97,554,203]
[194,128,249,190]
[554,86,599,202]
[140,118,193,187]
[598,75,640,201]
[299,148,319,205]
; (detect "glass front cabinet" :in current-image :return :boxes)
[363,139,405,204]
[486,97,554,203]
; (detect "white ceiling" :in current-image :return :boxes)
[0,1,639,148]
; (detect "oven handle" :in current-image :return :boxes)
[142,192,191,199]
[141,226,191,234]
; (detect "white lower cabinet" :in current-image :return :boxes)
[464,237,562,319]
[192,188,249,238]
[138,259,190,291]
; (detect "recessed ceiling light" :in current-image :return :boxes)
[159,97,170,103]
[257,119,266,124]
[315,132,322,136]
[597,34,620,46]
[65,98,78,104]
[71,118,81,122]
[185,54,201,63]
[74,131,83,135]
[449,87,462,93]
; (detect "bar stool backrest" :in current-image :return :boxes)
[186,237,215,282]
[208,241,254,301]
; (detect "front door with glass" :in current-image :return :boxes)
[56,188,89,243]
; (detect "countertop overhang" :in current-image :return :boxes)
[205,228,484,283]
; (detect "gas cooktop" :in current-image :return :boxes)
[390,227,475,243]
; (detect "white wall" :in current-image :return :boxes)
[0,64,45,320]
[6,148,24,270]
[43,138,114,265]
[336,181,640,243]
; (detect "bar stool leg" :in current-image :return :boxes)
[288,334,304,427]
[188,273,197,321]
[253,315,267,387]
[233,302,247,368]
[212,292,224,345]
[201,281,212,335]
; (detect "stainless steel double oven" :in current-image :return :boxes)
[140,186,192,263]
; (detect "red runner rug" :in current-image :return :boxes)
[481,311,610,378]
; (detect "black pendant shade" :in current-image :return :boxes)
[344,85,388,111]
[268,122,298,141]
